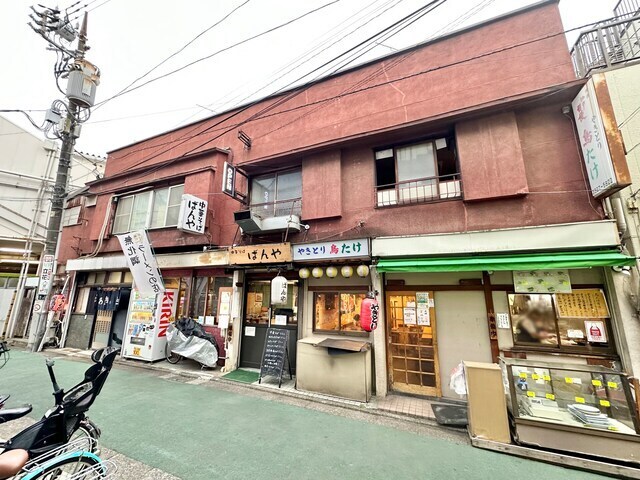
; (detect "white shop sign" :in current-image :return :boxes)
[293,238,369,261]
[177,194,207,234]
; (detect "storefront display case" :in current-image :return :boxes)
[501,357,640,464]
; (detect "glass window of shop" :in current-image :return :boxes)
[164,277,190,319]
[245,280,298,325]
[509,289,615,354]
[189,276,233,320]
[313,291,366,334]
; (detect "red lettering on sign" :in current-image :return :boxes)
[158,291,175,337]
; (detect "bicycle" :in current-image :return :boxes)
[0,343,10,370]
[0,437,116,479]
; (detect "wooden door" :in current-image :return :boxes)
[386,291,440,397]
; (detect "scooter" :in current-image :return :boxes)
[0,347,118,458]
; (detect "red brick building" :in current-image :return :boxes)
[58,1,634,401]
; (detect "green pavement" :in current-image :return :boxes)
[0,351,609,480]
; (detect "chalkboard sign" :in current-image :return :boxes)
[259,328,292,387]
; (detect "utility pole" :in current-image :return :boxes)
[22,5,100,351]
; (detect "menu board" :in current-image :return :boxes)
[555,289,609,318]
[259,328,291,387]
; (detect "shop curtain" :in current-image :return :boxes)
[375,250,636,273]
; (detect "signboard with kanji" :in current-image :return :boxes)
[555,289,610,319]
[228,243,292,265]
[292,238,370,261]
[177,194,207,234]
[571,76,630,198]
[117,230,165,296]
[38,254,55,296]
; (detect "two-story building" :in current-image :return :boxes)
[57,0,635,403]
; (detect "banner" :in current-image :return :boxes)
[117,230,165,296]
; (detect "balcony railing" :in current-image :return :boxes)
[571,7,640,77]
[248,198,302,219]
[376,173,462,208]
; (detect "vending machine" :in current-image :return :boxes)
[122,288,178,362]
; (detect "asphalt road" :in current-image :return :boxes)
[0,351,610,480]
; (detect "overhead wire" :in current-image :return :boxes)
[93,0,342,111]
[94,0,252,113]
[113,0,447,178]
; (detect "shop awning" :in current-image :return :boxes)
[375,250,636,273]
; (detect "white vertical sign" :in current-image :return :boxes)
[37,254,55,296]
[571,79,617,198]
[117,230,165,296]
[177,194,207,234]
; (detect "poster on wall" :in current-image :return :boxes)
[514,270,572,294]
[403,307,417,325]
[417,305,430,326]
[555,289,609,318]
[416,292,429,304]
[585,320,607,343]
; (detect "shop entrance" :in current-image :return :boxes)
[240,278,298,372]
[386,291,440,397]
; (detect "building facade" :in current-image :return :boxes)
[0,114,105,339]
[56,0,635,402]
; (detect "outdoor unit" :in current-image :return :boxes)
[233,210,302,235]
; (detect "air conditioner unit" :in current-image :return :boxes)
[233,210,302,235]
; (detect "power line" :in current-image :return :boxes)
[93,0,342,110]
[94,0,252,112]
[115,0,447,182]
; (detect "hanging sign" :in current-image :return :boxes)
[271,275,288,305]
[514,270,571,294]
[359,293,379,332]
[292,238,370,261]
[177,194,208,234]
[571,76,630,198]
[222,162,236,197]
[585,320,607,343]
[555,289,609,318]
[229,243,292,265]
[38,254,55,296]
[117,230,165,296]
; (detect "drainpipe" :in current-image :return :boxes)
[611,196,628,240]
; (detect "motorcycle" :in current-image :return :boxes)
[0,347,118,458]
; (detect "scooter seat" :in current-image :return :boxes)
[0,406,32,424]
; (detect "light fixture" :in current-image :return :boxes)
[299,268,310,279]
[341,266,353,278]
[271,274,288,304]
[0,248,32,254]
[312,267,324,278]
[612,265,632,276]
[356,265,370,277]
[326,266,338,278]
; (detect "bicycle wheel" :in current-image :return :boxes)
[165,344,181,364]
[24,453,103,479]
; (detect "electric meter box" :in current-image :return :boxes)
[66,60,100,108]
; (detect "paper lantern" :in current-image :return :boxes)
[360,292,379,332]
[299,268,310,279]
[341,266,353,278]
[312,267,324,278]
[356,265,370,277]
[326,266,338,278]
[271,275,288,305]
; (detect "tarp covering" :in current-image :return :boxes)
[166,323,218,368]
[375,250,636,273]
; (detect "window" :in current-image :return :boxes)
[62,206,82,227]
[189,276,233,319]
[112,185,184,234]
[313,291,366,334]
[509,290,614,354]
[250,169,301,217]
[244,280,299,326]
[375,137,461,207]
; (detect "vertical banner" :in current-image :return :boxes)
[38,254,55,296]
[117,230,165,296]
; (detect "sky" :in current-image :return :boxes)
[0,0,620,160]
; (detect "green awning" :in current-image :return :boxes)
[375,250,636,273]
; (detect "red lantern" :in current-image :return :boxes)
[360,291,379,332]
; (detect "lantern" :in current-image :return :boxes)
[341,266,353,278]
[356,265,370,277]
[312,267,324,278]
[360,291,380,332]
[271,275,288,305]
[326,266,338,278]
[299,268,310,279]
